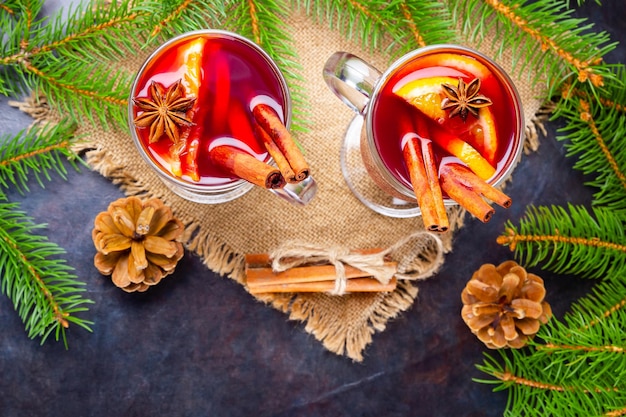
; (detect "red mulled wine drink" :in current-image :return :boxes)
[129,30,292,204]
[324,45,523,224]
[373,50,519,190]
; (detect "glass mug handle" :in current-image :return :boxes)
[269,175,317,206]
[322,52,382,114]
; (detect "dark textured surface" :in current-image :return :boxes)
[0,2,624,417]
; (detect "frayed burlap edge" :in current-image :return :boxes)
[524,100,555,154]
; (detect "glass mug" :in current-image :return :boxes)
[128,29,316,205]
[323,45,524,216]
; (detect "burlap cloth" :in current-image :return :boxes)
[15,8,544,361]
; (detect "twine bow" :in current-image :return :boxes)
[269,231,446,295]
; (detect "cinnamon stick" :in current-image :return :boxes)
[245,249,396,293]
[253,103,309,182]
[254,124,297,183]
[246,261,398,288]
[209,145,285,189]
[439,163,511,223]
[248,276,397,294]
[402,118,449,232]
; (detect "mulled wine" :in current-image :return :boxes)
[324,45,523,219]
[371,50,521,192]
[130,31,289,188]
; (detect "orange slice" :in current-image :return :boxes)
[429,122,496,180]
[181,37,206,97]
[180,37,206,180]
[395,76,500,167]
[394,76,454,123]
[460,106,498,165]
[416,53,506,150]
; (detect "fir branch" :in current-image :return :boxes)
[538,343,625,354]
[386,0,457,56]
[0,0,150,130]
[530,302,626,386]
[0,3,16,15]
[575,98,626,202]
[397,2,428,49]
[9,0,43,38]
[560,278,626,341]
[497,204,626,279]
[476,277,626,416]
[486,202,626,415]
[0,120,83,194]
[31,0,146,62]
[0,200,93,346]
[562,82,626,116]
[296,0,456,57]
[453,0,618,94]
[477,348,626,417]
[132,0,226,40]
[1,0,145,89]
[554,71,626,210]
[1,0,231,130]
[297,0,394,50]
[21,56,132,129]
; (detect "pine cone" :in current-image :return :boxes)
[461,261,552,349]
[92,197,185,293]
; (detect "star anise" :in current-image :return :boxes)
[440,77,492,122]
[133,79,196,144]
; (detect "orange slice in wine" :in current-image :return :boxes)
[395,76,500,167]
[394,76,453,123]
[428,121,496,180]
[180,37,206,181]
[460,106,498,165]
[181,37,206,97]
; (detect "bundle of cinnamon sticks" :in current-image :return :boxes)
[209,103,310,190]
[245,253,397,294]
[402,116,511,231]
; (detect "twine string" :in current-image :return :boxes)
[269,231,445,295]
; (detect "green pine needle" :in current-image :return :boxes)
[453,0,618,95]
[0,120,84,194]
[0,200,93,346]
[485,47,626,417]
[553,70,626,210]
[295,0,394,50]
[296,0,456,58]
[387,1,458,55]
[498,204,626,279]
[132,0,227,43]
[38,0,146,62]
